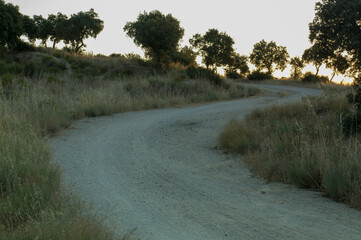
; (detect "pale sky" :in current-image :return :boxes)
[9,0,350,82]
[9,0,317,57]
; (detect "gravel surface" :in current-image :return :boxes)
[50,84,361,240]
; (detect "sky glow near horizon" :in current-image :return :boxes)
[7,0,352,83]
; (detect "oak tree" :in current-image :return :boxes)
[249,40,289,75]
[0,0,23,48]
[190,29,235,71]
[124,10,184,68]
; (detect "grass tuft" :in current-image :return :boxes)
[219,86,361,208]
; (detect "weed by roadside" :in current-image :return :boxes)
[219,86,361,209]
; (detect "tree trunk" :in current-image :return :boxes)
[75,42,84,53]
[52,40,56,49]
[330,71,336,81]
[315,65,320,76]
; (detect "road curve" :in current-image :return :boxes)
[50,84,361,240]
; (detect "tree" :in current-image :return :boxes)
[309,0,361,112]
[190,29,235,71]
[0,0,23,48]
[171,46,196,66]
[302,43,330,76]
[225,53,249,78]
[22,15,38,43]
[290,57,305,80]
[309,0,361,77]
[48,13,68,49]
[63,9,104,53]
[124,10,184,68]
[327,54,349,81]
[249,40,289,74]
[34,15,52,47]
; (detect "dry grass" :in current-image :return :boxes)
[238,78,344,90]
[0,67,260,239]
[219,86,361,209]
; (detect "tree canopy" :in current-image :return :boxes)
[309,0,361,78]
[190,29,235,71]
[48,13,68,49]
[0,0,23,48]
[249,40,289,74]
[290,57,305,80]
[225,53,249,78]
[327,54,349,81]
[302,43,330,76]
[124,10,184,68]
[33,15,52,47]
[63,9,104,53]
[171,46,197,67]
[22,15,38,43]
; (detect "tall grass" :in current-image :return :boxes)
[219,86,361,209]
[0,70,259,238]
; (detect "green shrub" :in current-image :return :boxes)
[323,171,350,200]
[347,77,361,110]
[302,72,329,83]
[341,112,361,136]
[185,66,222,85]
[226,70,241,79]
[24,61,43,78]
[1,73,13,88]
[6,62,23,74]
[247,70,273,80]
[12,40,35,52]
[123,69,133,76]
[52,51,63,59]
[0,60,7,74]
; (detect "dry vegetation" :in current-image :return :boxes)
[0,49,260,239]
[219,85,361,209]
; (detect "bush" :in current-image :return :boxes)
[226,70,241,79]
[185,66,222,85]
[247,70,273,80]
[24,61,43,78]
[12,40,35,52]
[341,112,361,136]
[1,73,13,89]
[302,72,329,83]
[347,78,361,110]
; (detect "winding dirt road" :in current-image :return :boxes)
[51,84,361,240]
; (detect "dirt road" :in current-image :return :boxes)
[51,84,361,240]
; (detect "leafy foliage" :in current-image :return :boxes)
[63,9,104,53]
[309,0,361,114]
[225,54,249,79]
[290,57,305,80]
[309,0,361,77]
[185,66,222,85]
[33,15,53,47]
[0,0,23,48]
[171,46,196,67]
[302,43,331,76]
[22,15,38,43]
[302,72,329,83]
[48,13,68,49]
[190,28,235,70]
[249,39,289,74]
[247,70,273,81]
[124,10,184,68]
[327,54,349,81]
